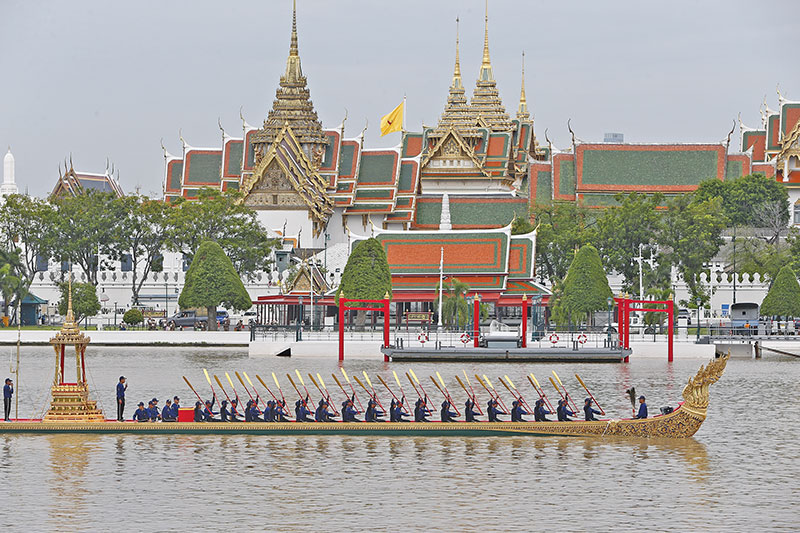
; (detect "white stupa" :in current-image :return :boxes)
[2,147,18,196]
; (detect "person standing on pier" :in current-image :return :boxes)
[634,396,648,419]
[116,376,127,422]
[584,398,602,421]
[3,378,12,421]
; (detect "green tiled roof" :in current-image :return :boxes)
[558,159,575,196]
[450,199,528,226]
[767,115,781,151]
[355,189,393,200]
[580,193,674,208]
[535,171,551,202]
[726,160,744,179]
[323,133,337,167]
[226,142,243,176]
[581,149,718,186]
[357,152,397,185]
[339,143,356,176]
[169,161,183,191]
[415,200,442,226]
[186,152,222,184]
[398,161,416,193]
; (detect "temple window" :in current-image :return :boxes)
[794,202,800,225]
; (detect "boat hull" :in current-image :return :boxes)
[0,404,705,438]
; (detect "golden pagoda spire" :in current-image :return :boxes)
[479,0,493,81]
[453,16,462,88]
[517,51,530,121]
[61,270,79,335]
[471,0,511,131]
[285,0,302,82]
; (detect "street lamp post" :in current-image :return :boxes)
[297,296,304,342]
[607,297,613,346]
[696,298,702,342]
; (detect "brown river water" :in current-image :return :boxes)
[0,346,797,531]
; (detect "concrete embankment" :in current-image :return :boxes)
[0,330,250,347]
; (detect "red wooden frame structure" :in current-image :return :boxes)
[338,296,391,362]
[615,297,674,362]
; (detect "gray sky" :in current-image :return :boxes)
[1,0,798,198]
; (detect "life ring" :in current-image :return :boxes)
[577,333,588,345]
[460,332,471,344]
[549,333,559,344]
[418,332,429,344]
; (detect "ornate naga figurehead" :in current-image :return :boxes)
[681,353,730,411]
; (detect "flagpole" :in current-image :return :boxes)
[402,94,407,134]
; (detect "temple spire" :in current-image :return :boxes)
[453,16,462,88]
[284,0,302,82]
[479,0,493,81]
[517,51,530,121]
[434,17,474,134]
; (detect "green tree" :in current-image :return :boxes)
[51,191,124,285]
[0,248,27,320]
[658,195,727,303]
[532,201,595,283]
[760,265,800,318]
[167,188,277,279]
[112,196,170,305]
[511,215,535,235]
[554,245,612,326]
[57,281,100,323]
[0,194,57,288]
[433,278,471,329]
[596,192,663,291]
[730,236,791,282]
[178,241,251,331]
[122,308,144,326]
[336,238,392,326]
[694,174,789,240]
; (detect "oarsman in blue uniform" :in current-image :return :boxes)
[414,397,431,422]
[3,378,13,421]
[193,401,204,422]
[464,397,480,422]
[295,397,313,422]
[162,399,177,422]
[263,400,275,422]
[342,397,361,422]
[389,399,397,421]
[133,402,150,422]
[556,399,575,421]
[440,399,458,422]
[584,398,602,421]
[243,400,254,422]
[148,399,161,422]
[510,400,529,422]
[365,397,385,422]
[391,398,410,422]
[203,396,218,421]
[116,376,127,422]
[247,400,261,422]
[533,399,552,422]
[220,400,232,422]
[487,398,506,422]
[275,399,290,422]
[634,395,648,419]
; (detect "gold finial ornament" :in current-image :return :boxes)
[517,51,530,121]
[470,0,512,132]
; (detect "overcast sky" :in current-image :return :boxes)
[1,0,798,198]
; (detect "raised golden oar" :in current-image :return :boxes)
[461,371,483,414]
[271,372,287,406]
[286,373,312,414]
[295,370,314,405]
[255,374,280,403]
[575,373,605,415]
[377,374,408,413]
[225,372,240,402]
[505,375,534,413]
[203,368,216,399]
[483,374,509,412]
[352,374,372,396]
[244,372,268,410]
[406,372,426,407]
[436,372,460,415]
[363,371,386,412]
[236,371,261,413]
[213,375,235,411]
[341,368,363,410]
[183,376,208,410]
[528,373,554,412]
[552,370,579,414]
[410,369,434,408]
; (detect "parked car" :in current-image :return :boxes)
[164,310,208,330]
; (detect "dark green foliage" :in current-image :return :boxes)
[511,216,535,235]
[658,195,727,303]
[0,194,56,290]
[336,238,392,308]
[693,174,788,232]
[167,188,277,280]
[179,241,252,331]
[532,202,596,282]
[596,192,662,292]
[555,245,612,324]
[122,308,143,325]
[57,281,100,322]
[760,265,800,317]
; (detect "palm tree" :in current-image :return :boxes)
[434,278,472,329]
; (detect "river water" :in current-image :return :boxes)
[0,346,797,531]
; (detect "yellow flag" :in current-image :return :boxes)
[380,101,404,136]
